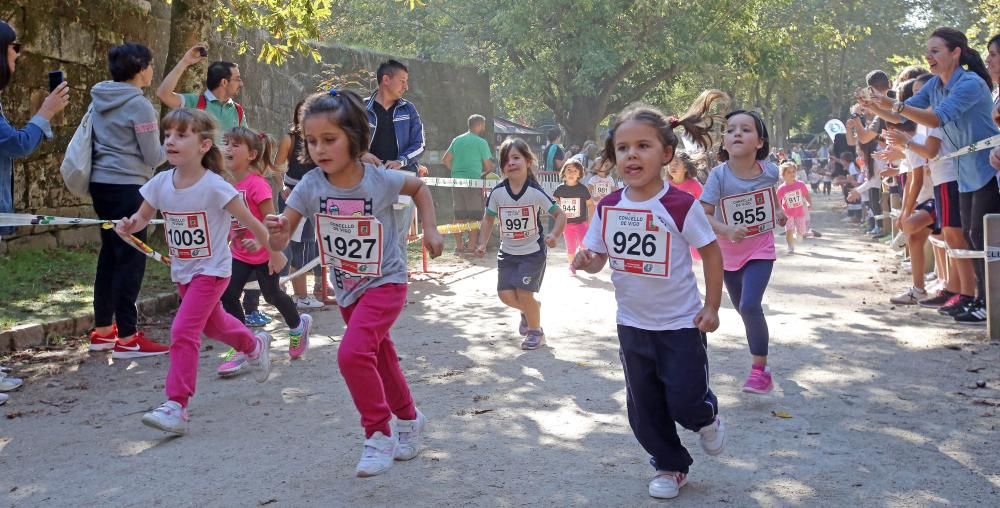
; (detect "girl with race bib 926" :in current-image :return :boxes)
[115,109,282,436]
[474,138,566,350]
[553,156,593,274]
[265,90,444,478]
[573,91,727,500]
[700,110,786,395]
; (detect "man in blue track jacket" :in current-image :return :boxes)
[362,60,426,175]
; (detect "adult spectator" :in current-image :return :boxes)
[156,45,248,138]
[361,59,425,173]
[443,114,494,253]
[542,128,564,171]
[986,34,1000,127]
[863,27,1000,323]
[0,21,69,238]
[87,43,168,357]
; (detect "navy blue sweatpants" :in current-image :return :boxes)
[618,325,718,474]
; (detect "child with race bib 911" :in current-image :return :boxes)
[573,91,727,500]
[776,161,812,254]
[218,126,313,368]
[265,89,444,478]
[553,156,592,274]
[474,138,566,350]
[700,110,786,395]
[115,109,282,436]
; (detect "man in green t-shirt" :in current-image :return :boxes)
[156,44,248,141]
[443,114,494,253]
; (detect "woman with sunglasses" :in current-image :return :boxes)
[1,21,70,239]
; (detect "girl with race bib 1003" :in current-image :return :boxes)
[573,91,728,501]
[115,109,283,436]
[264,89,444,479]
[700,110,786,395]
[474,138,566,350]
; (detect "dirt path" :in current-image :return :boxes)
[2,194,998,507]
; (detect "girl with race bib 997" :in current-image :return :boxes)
[265,90,444,478]
[474,138,567,350]
[115,109,282,436]
[700,110,786,395]
[573,91,727,500]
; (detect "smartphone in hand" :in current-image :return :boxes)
[48,70,65,92]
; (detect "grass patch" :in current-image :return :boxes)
[0,236,175,332]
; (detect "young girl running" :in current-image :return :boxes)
[666,150,704,199]
[474,138,566,350]
[265,89,444,478]
[217,127,313,365]
[776,161,812,253]
[115,109,279,435]
[573,91,728,499]
[553,157,592,274]
[701,110,786,394]
[587,156,619,204]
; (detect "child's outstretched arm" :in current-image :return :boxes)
[227,197,287,274]
[265,208,302,252]
[572,248,607,274]
[474,212,496,257]
[116,201,157,236]
[545,206,567,247]
[701,202,747,243]
[401,174,444,258]
[694,240,723,333]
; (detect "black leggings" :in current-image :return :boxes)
[90,182,147,338]
[221,259,300,328]
[959,178,1000,298]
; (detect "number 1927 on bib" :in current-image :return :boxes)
[720,188,776,237]
[602,208,671,278]
[315,213,383,277]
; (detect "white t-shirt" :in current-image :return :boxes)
[486,179,559,256]
[141,169,239,284]
[903,133,934,203]
[582,185,716,331]
[926,126,958,186]
[587,174,619,203]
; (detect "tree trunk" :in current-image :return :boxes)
[163,0,215,114]
[560,96,606,146]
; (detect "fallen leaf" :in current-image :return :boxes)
[771,411,793,419]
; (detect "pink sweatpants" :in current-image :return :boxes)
[337,283,416,437]
[563,222,588,256]
[166,275,257,408]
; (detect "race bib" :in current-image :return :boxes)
[601,208,671,278]
[315,214,383,277]
[593,182,612,197]
[784,189,804,209]
[720,188,776,237]
[559,198,581,219]
[498,205,537,240]
[163,211,212,259]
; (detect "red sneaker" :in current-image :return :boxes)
[112,332,169,359]
[89,325,118,351]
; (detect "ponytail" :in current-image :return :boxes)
[931,27,993,90]
[203,145,224,175]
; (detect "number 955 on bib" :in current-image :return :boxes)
[315,214,383,277]
[720,188,776,237]
[601,208,671,278]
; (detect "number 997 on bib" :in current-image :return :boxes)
[601,208,671,278]
[315,214,383,277]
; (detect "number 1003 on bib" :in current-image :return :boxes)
[315,213,384,277]
[602,208,671,278]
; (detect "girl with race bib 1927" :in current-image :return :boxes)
[265,89,444,478]
[474,138,567,350]
[115,109,282,436]
[573,91,727,500]
[700,110,786,395]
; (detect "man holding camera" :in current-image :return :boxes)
[157,45,248,136]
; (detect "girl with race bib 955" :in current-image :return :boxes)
[573,91,728,500]
[115,109,282,436]
[700,110,786,395]
[265,89,444,478]
[474,138,567,350]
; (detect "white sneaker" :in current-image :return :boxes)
[698,417,726,456]
[394,409,426,461]
[648,471,688,499]
[248,332,272,383]
[141,400,189,435]
[356,431,398,477]
[295,296,324,309]
[890,287,927,305]
[0,393,8,405]
[0,373,23,392]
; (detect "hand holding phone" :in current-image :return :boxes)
[48,70,65,92]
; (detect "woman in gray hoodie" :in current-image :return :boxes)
[87,43,168,358]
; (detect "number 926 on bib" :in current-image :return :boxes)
[601,208,671,277]
[315,214,383,277]
[720,188,776,237]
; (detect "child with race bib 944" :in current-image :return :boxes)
[776,161,812,253]
[265,89,444,478]
[553,156,593,274]
[474,138,566,350]
[700,110,786,394]
[573,91,728,500]
[115,109,282,436]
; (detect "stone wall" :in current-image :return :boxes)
[1,1,492,254]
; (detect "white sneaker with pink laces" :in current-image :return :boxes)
[649,471,687,499]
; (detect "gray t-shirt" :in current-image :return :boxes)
[700,161,780,220]
[285,164,407,307]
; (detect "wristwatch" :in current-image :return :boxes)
[894,100,905,114]
[397,158,407,167]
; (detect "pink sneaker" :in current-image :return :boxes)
[217,352,250,377]
[742,366,773,394]
[288,314,312,359]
